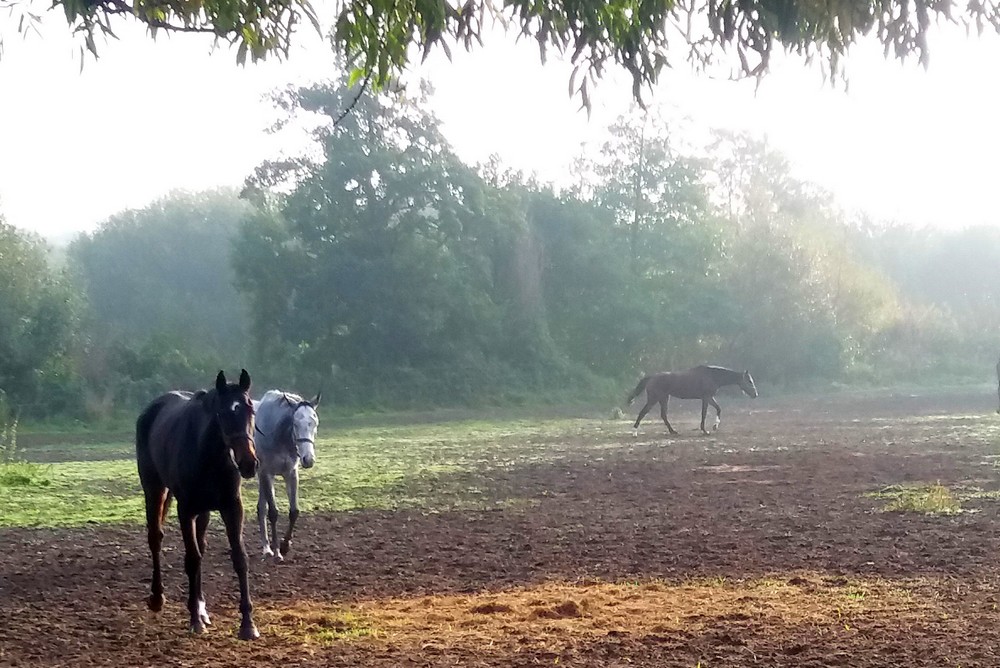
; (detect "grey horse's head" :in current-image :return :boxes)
[283,392,321,469]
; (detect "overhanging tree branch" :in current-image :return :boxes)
[4,0,999,111]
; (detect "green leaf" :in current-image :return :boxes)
[347,66,366,88]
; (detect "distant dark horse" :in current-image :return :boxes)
[136,370,260,640]
[627,365,758,435]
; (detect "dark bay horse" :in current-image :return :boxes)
[627,365,758,435]
[136,369,260,640]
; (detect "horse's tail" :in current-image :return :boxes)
[626,375,651,406]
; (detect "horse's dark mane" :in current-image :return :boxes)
[275,412,295,453]
[701,365,741,384]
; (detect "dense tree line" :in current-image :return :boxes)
[2,82,997,419]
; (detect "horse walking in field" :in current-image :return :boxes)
[136,369,260,640]
[627,365,758,435]
[254,389,321,561]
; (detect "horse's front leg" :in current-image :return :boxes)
[280,467,300,557]
[220,501,259,640]
[194,512,212,627]
[178,509,206,634]
[708,397,722,431]
[700,399,710,435]
[265,476,282,561]
[257,473,276,559]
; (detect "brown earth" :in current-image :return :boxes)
[4,390,1000,667]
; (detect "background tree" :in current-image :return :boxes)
[708,133,902,385]
[0,216,80,415]
[237,80,540,405]
[68,189,253,413]
[588,111,727,370]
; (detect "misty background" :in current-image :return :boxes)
[1,21,999,420]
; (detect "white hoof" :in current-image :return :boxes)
[261,545,274,559]
[197,601,211,626]
[631,428,638,437]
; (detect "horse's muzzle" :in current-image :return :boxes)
[301,454,315,469]
[238,458,258,480]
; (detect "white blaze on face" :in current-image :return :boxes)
[231,401,240,413]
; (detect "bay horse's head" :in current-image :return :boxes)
[214,369,258,479]
[282,390,321,469]
[739,370,759,398]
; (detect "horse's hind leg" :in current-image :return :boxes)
[279,468,300,557]
[257,474,276,559]
[194,512,211,627]
[142,485,169,612]
[659,399,678,435]
[260,473,283,561]
[633,399,655,436]
[221,501,259,640]
[708,397,722,431]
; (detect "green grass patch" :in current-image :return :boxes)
[0,417,603,528]
[0,459,143,527]
[844,586,867,601]
[0,460,51,488]
[264,608,380,643]
[867,483,963,515]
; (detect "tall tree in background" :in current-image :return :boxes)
[0,216,79,414]
[70,189,251,351]
[68,189,253,412]
[709,133,900,383]
[587,111,728,370]
[238,80,532,403]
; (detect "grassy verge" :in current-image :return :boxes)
[0,417,600,528]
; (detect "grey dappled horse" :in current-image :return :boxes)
[253,389,321,561]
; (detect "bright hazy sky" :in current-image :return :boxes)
[1,14,999,240]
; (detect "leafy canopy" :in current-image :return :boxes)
[6,0,997,109]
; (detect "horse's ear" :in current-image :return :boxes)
[311,390,322,407]
[239,369,252,392]
[216,370,227,393]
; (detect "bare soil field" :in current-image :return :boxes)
[4,390,1000,667]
